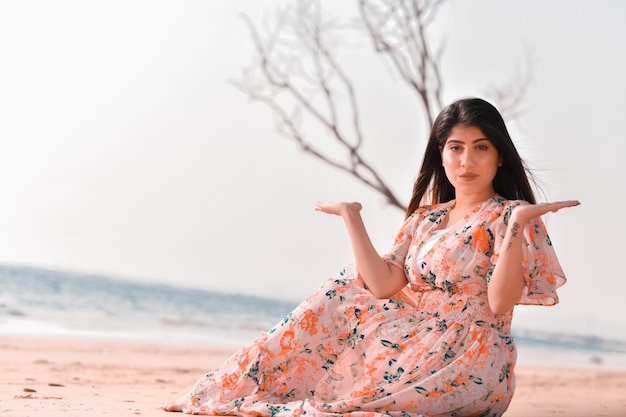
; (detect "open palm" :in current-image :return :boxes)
[512,200,580,224]
[314,201,362,216]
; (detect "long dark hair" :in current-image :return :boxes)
[405,98,536,218]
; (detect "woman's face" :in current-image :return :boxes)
[440,125,501,199]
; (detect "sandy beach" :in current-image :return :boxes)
[2,335,625,417]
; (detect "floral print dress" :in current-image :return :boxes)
[181,196,565,416]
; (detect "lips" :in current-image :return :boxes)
[459,172,478,180]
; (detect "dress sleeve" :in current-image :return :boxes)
[381,209,423,270]
[517,216,566,306]
[489,202,566,306]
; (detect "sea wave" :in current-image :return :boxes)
[1,264,625,369]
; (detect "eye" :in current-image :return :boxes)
[476,144,489,151]
[448,145,462,151]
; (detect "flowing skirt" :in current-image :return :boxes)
[181,272,515,416]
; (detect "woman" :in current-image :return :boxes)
[163,98,579,416]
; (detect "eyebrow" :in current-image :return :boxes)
[446,138,489,144]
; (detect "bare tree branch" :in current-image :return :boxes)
[234,2,405,209]
[358,0,446,125]
[233,0,533,211]
[485,45,535,122]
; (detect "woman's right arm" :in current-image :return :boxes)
[315,201,408,298]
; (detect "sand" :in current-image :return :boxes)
[1,335,625,417]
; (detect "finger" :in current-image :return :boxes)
[541,200,580,213]
[552,200,580,206]
[551,200,581,210]
[315,202,334,214]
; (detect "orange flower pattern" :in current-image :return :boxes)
[181,197,565,416]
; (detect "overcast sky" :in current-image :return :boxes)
[0,0,624,341]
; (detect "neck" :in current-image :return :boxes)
[453,190,495,211]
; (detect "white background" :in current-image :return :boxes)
[0,0,624,340]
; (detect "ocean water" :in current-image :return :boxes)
[0,264,294,347]
[1,264,625,369]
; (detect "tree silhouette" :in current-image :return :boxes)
[233,0,531,210]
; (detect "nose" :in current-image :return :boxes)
[460,150,474,167]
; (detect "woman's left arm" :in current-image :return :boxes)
[487,200,580,314]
